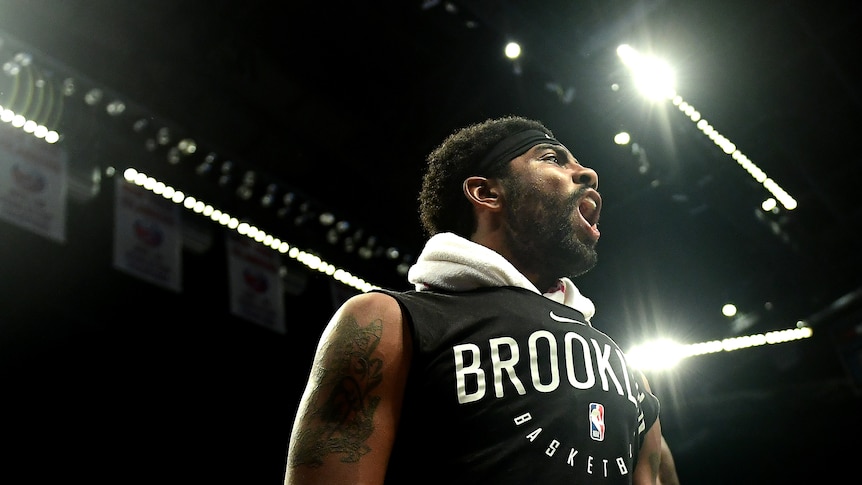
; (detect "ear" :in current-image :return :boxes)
[463,176,503,210]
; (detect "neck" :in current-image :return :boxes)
[469,231,553,292]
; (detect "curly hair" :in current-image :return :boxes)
[418,115,555,238]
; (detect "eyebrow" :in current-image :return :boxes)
[532,143,574,161]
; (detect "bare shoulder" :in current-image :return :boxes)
[336,290,403,322]
[285,290,411,484]
[316,291,405,352]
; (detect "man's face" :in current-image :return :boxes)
[500,143,601,281]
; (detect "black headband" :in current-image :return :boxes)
[477,129,563,173]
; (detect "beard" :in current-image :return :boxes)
[502,179,598,281]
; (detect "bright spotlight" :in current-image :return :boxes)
[627,339,687,371]
[505,42,521,59]
[614,132,631,145]
[722,303,737,317]
[616,44,676,100]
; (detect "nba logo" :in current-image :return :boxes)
[589,402,605,441]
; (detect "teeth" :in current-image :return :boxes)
[579,197,599,225]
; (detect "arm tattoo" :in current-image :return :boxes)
[291,314,384,468]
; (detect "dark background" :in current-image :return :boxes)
[1,1,861,483]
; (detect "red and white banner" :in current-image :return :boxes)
[0,124,68,242]
[112,177,182,292]
[226,231,286,334]
[225,231,286,334]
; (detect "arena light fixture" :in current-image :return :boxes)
[617,44,797,210]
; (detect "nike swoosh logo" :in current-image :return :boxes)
[549,311,585,325]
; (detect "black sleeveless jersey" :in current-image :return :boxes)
[376,286,660,485]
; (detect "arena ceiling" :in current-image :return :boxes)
[1,1,860,484]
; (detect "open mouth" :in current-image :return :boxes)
[578,191,601,227]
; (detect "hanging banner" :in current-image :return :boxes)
[0,124,68,242]
[112,177,182,292]
[225,231,286,334]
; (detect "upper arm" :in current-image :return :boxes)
[632,371,664,485]
[633,414,663,485]
[284,291,411,485]
[657,435,681,485]
[634,372,680,485]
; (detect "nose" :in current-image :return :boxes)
[574,165,598,190]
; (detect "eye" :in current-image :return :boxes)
[541,154,565,165]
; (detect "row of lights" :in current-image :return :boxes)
[0,102,60,142]
[616,43,797,211]
[121,167,380,293]
[0,45,62,141]
[124,117,415,278]
[627,326,813,371]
